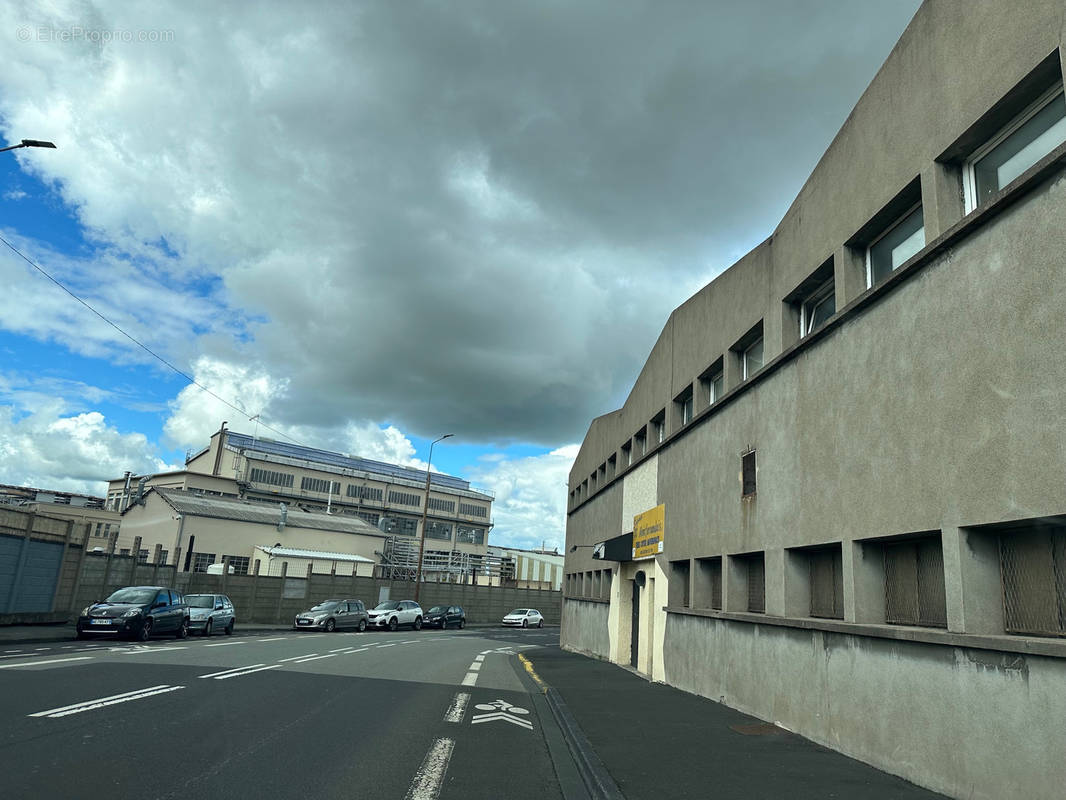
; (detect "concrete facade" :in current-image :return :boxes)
[562,3,1066,798]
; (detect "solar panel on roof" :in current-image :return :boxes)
[224,432,471,490]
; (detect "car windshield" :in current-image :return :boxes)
[374,601,400,610]
[186,595,215,609]
[104,588,158,605]
[428,606,446,613]
[310,600,341,611]
[509,609,528,615]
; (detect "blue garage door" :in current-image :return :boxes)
[0,534,65,613]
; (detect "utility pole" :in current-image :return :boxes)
[413,434,453,602]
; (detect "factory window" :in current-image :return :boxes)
[158,549,168,566]
[742,338,763,379]
[621,440,632,467]
[741,450,756,498]
[249,468,294,489]
[459,502,487,518]
[425,521,453,541]
[301,477,340,495]
[738,552,765,613]
[867,204,925,287]
[457,525,486,545]
[137,549,149,564]
[634,426,647,457]
[427,497,455,513]
[732,322,764,382]
[695,556,722,610]
[388,490,421,507]
[355,511,380,526]
[224,555,250,575]
[669,559,691,607]
[651,410,666,445]
[884,535,947,628]
[347,484,383,501]
[192,552,217,573]
[674,386,694,429]
[966,86,1066,211]
[807,546,844,620]
[699,360,724,407]
[800,278,836,337]
[999,524,1066,638]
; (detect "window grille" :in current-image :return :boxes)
[347,484,383,501]
[884,536,947,627]
[301,477,340,494]
[388,491,421,506]
[459,503,487,518]
[355,511,379,526]
[1000,528,1066,637]
[158,549,168,566]
[809,547,844,619]
[192,552,216,573]
[427,497,455,513]
[224,555,250,575]
[742,451,757,498]
[745,554,765,613]
[137,549,149,564]
[249,468,294,488]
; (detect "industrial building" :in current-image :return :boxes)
[562,2,1066,798]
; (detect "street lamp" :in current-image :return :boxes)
[0,139,57,153]
[413,433,453,602]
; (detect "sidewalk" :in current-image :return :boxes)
[525,647,946,800]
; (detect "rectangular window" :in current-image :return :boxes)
[301,477,340,494]
[800,278,836,337]
[652,410,666,444]
[388,490,421,507]
[700,368,724,407]
[621,441,632,467]
[224,555,250,575]
[674,387,694,428]
[742,337,764,379]
[669,559,691,607]
[808,547,844,620]
[999,525,1066,638]
[137,549,149,564]
[884,536,947,628]
[249,468,294,489]
[347,484,384,501]
[458,502,488,518]
[158,549,168,566]
[695,556,723,610]
[427,497,455,513]
[634,427,647,457]
[746,553,765,613]
[355,511,380,526]
[867,204,925,287]
[425,521,453,541]
[456,525,486,545]
[966,86,1066,211]
[607,454,616,479]
[192,552,216,573]
[741,450,756,498]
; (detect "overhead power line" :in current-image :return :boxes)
[0,230,300,446]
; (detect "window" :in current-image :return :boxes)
[651,410,666,445]
[347,484,383,501]
[607,454,616,478]
[388,490,421,507]
[966,86,1066,211]
[427,497,455,513]
[674,387,694,428]
[459,502,488,518]
[301,477,340,494]
[884,536,947,628]
[192,552,216,573]
[741,450,756,498]
[137,549,149,564]
[355,511,379,526]
[119,548,130,556]
[695,557,723,610]
[425,521,453,541]
[999,525,1066,638]
[699,362,724,407]
[158,549,168,566]
[634,427,647,457]
[732,322,764,382]
[224,555,250,575]
[800,278,835,337]
[867,204,925,287]
[742,338,763,379]
[249,468,294,488]
[385,517,419,536]
[743,553,765,613]
[457,525,486,545]
[621,440,632,467]
[807,546,844,620]
[669,559,691,607]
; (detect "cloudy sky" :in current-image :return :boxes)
[0,0,921,550]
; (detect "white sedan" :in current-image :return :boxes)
[502,608,543,628]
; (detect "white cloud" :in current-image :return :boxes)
[470,444,578,551]
[0,403,172,494]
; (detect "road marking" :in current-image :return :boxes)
[4,649,23,653]
[404,737,454,800]
[29,685,184,718]
[401,640,419,644]
[460,671,478,686]
[468,662,482,671]
[329,647,353,652]
[517,654,546,689]
[34,647,50,651]
[346,648,369,654]
[278,653,317,662]
[473,655,485,662]
[0,656,94,670]
[377,643,397,648]
[120,646,188,654]
[292,653,338,663]
[204,641,246,647]
[444,692,470,723]
[199,664,266,679]
[471,700,533,730]
[213,664,281,680]
[257,637,288,642]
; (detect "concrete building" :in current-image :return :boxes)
[108,427,495,577]
[562,3,1066,799]
[0,483,122,552]
[489,545,564,591]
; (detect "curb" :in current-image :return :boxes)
[543,686,626,800]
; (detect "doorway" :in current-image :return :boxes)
[630,570,645,668]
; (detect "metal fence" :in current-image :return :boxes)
[1000,528,1066,637]
[746,554,765,613]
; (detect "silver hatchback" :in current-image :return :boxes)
[186,593,236,636]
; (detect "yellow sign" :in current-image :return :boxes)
[632,504,664,560]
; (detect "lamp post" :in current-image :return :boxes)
[413,433,453,602]
[0,139,57,153]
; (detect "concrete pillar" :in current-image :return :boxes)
[128,536,142,583]
[66,523,92,614]
[835,244,867,309]
[275,561,288,624]
[48,519,75,613]
[724,554,747,612]
[920,160,964,241]
[764,547,786,616]
[941,525,1004,635]
[845,540,886,624]
[782,548,809,618]
[3,513,36,613]
[249,559,260,623]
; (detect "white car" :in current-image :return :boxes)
[502,608,543,628]
[367,600,423,631]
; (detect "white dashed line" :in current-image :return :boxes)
[460,672,478,686]
[199,664,266,679]
[404,738,454,800]
[203,641,246,647]
[377,643,397,648]
[0,656,94,670]
[444,692,470,723]
[291,653,338,663]
[473,655,485,662]
[120,647,188,654]
[278,653,318,662]
[257,637,288,642]
[329,647,353,653]
[28,685,183,718]
[213,664,281,680]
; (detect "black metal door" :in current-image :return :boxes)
[630,572,644,668]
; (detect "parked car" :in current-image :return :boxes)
[367,600,423,631]
[76,586,190,641]
[424,605,465,629]
[502,608,543,628]
[293,599,368,632]
[185,593,236,636]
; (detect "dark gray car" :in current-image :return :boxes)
[293,599,368,632]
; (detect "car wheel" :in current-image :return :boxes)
[358,619,367,632]
[538,620,543,628]
[459,619,465,629]
[414,616,423,631]
[75,629,87,640]
[175,619,189,639]
[440,619,447,630]
[325,618,337,632]
[203,619,213,637]
[388,617,398,632]
[522,619,528,628]
[225,619,234,636]
[137,619,153,642]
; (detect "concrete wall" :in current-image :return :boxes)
[561,599,610,659]
[663,612,1066,800]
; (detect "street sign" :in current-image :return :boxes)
[632,504,664,560]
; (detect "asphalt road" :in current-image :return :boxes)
[0,626,568,800]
